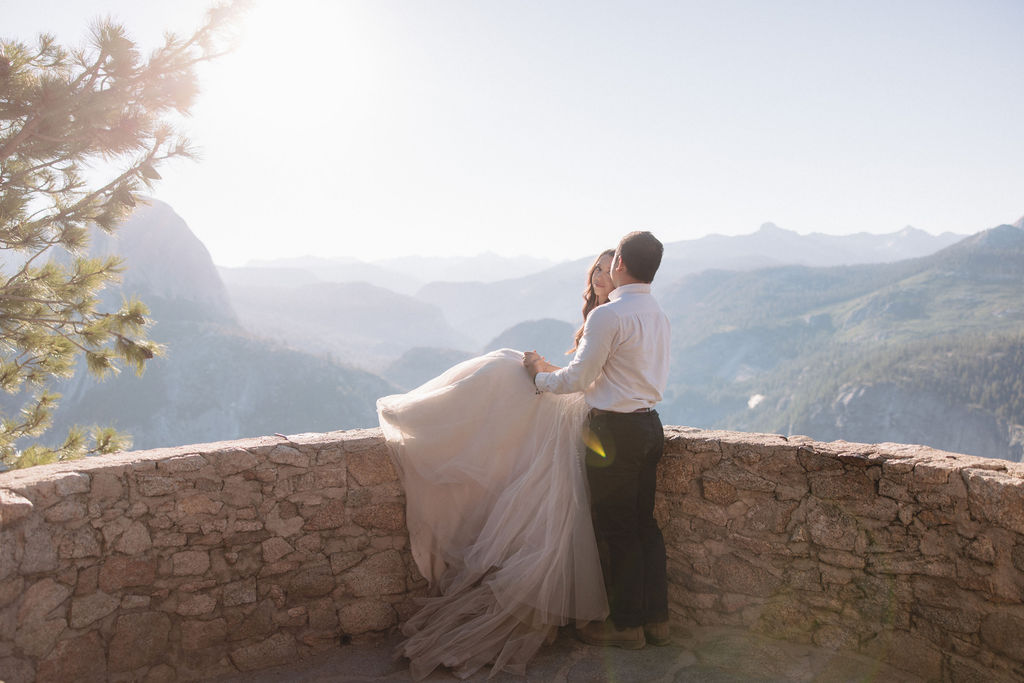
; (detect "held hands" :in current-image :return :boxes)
[522,350,559,381]
[523,351,543,380]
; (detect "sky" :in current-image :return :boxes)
[4,0,1024,266]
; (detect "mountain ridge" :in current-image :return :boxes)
[413,223,971,346]
[90,200,238,326]
[16,204,1022,461]
[657,222,1024,460]
[24,200,398,451]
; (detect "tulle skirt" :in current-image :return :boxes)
[377,349,609,679]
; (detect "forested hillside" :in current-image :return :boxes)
[658,223,1024,460]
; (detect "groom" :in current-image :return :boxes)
[524,230,671,649]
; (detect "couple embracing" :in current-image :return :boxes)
[377,231,671,679]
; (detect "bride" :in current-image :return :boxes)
[377,250,616,679]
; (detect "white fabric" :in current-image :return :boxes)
[535,283,670,411]
[377,349,609,680]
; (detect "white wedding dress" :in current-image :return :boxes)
[377,349,609,679]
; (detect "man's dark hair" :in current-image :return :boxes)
[617,231,663,283]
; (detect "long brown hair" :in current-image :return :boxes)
[568,249,615,353]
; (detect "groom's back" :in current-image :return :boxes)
[589,285,670,409]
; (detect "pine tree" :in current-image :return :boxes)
[0,3,242,467]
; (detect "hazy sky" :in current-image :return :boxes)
[5,0,1023,265]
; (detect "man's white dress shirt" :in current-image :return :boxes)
[534,283,670,411]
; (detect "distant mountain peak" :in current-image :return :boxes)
[757,222,788,234]
[941,222,1024,256]
[985,223,1024,237]
[90,199,238,326]
[1014,215,1024,230]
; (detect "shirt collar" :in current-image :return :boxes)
[609,283,651,301]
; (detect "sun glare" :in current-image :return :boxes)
[174,0,414,262]
[224,1,383,125]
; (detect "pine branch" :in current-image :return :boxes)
[0,1,245,468]
[0,118,42,162]
[0,295,67,306]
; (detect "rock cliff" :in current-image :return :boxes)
[793,382,1024,462]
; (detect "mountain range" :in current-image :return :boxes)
[657,223,1024,460]
[221,278,470,369]
[238,252,556,295]
[15,201,396,452]
[422,223,965,346]
[14,201,1023,463]
[235,223,966,351]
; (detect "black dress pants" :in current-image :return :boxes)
[585,410,668,628]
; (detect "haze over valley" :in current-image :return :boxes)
[23,200,1024,463]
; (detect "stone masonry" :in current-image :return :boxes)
[0,430,422,682]
[1,427,1023,681]
[658,427,1024,682]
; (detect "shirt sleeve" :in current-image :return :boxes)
[535,306,616,394]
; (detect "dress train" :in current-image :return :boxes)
[377,349,608,679]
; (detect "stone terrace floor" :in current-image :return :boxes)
[212,625,923,682]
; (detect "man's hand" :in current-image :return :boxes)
[523,350,559,382]
[523,350,546,382]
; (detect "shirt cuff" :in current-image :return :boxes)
[534,371,552,392]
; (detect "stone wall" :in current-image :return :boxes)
[0,430,421,682]
[2,427,1024,681]
[659,427,1024,682]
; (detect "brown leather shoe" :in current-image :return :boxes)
[644,620,671,646]
[577,618,646,649]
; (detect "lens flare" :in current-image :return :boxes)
[583,428,606,458]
